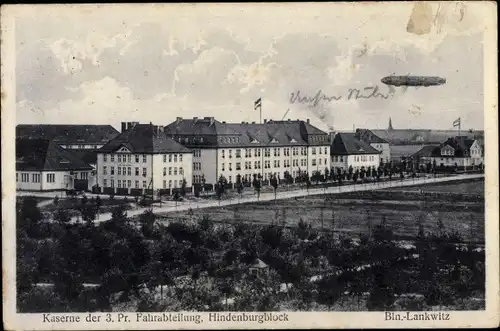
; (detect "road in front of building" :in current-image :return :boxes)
[66,173,483,224]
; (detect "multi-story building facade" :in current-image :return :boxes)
[16,138,94,191]
[16,124,120,170]
[330,133,381,171]
[355,129,391,164]
[96,122,193,196]
[164,117,331,185]
[426,136,484,168]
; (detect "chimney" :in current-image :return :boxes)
[210,117,215,126]
[131,122,138,129]
[222,121,226,124]
[241,121,245,124]
[193,117,198,123]
[287,119,291,122]
[252,121,256,124]
[328,131,336,144]
[264,119,267,123]
[121,122,127,133]
[176,117,182,123]
[306,118,310,124]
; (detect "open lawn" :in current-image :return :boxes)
[164,179,485,243]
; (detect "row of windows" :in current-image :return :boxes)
[332,156,346,162]
[221,158,328,171]
[102,154,184,163]
[102,166,184,176]
[107,179,184,189]
[16,173,54,183]
[163,167,184,176]
[104,179,147,189]
[352,155,376,162]
[220,147,328,158]
[193,162,202,171]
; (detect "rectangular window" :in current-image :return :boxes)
[312,159,317,166]
[222,163,225,171]
[169,154,172,162]
[32,174,40,183]
[103,179,108,187]
[174,154,178,162]
[179,154,183,162]
[142,181,147,188]
[135,167,139,176]
[117,180,121,188]
[142,168,147,177]
[127,155,131,162]
[236,149,241,158]
[179,167,184,175]
[174,167,178,175]
[103,166,107,175]
[163,155,167,162]
[127,167,131,176]
[143,155,147,163]
[169,180,172,188]
[110,155,115,162]
[135,155,139,162]
[168,167,172,175]
[111,167,115,175]
[16,173,18,182]
[312,147,316,155]
[163,167,167,176]
[118,167,122,175]
[135,180,139,188]
[163,180,167,189]
[319,159,322,165]
[236,162,241,170]
[103,154,108,162]
[111,179,115,187]
[229,163,232,171]
[229,150,232,158]
[127,180,131,188]
[118,155,122,163]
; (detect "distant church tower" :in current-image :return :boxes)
[388,117,394,130]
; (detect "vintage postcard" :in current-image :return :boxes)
[2,2,499,330]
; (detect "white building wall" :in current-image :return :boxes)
[97,152,193,192]
[308,145,330,175]
[331,154,380,171]
[371,142,391,163]
[16,171,73,191]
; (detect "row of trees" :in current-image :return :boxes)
[17,195,484,312]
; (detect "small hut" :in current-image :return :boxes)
[249,258,269,276]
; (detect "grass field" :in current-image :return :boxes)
[163,179,485,243]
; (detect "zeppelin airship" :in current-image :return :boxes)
[381,75,446,87]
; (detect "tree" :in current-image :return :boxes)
[54,208,71,226]
[235,174,243,197]
[95,195,102,216]
[53,195,60,208]
[140,209,157,238]
[215,175,226,204]
[324,168,330,182]
[270,174,278,200]
[180,178,187,197]
[352,171,359,183]
[252,174,261,200]
[347,166,353,180]
[360,167,366,181]
[18,196,43,237]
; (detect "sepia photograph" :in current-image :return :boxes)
[2,2,498,330]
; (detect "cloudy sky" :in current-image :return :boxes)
[13,2,489,131]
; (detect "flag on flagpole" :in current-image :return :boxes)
[254,98,262,110]
[453,117,461,127]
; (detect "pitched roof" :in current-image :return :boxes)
[355,129,388,144]
[16,138,93,171]
[16,124,120,145]
[331,133,381,155]
[412,144,440,158]
[100,123,191,154]
[67,149,99,165]
[431,136,476,157]
[370,129,483,145]
[164,118,329,148]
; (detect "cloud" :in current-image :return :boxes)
[14,4,486,131]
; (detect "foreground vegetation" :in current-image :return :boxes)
[17,195,485,312]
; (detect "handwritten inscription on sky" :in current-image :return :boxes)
[289,85,395,108]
